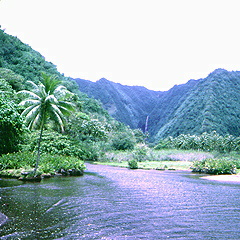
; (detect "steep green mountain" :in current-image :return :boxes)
[0,28,63,83]
[155,69,240,138]
[74,76,199,137]
[147,79,199,138]
[75,77,161,129]
[74,69,240,141]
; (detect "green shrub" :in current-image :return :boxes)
[128,159,138,169]
[132,144,148,162]
[77,142,100,161]
[0,152,35,170]
[111,132,136,151]
[191,158,237,174]
[22,131,84,158]
[39,154,86,172]
[0,95,25,155]
[22,130,101,161]
[154,138,173,150]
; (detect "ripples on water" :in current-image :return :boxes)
[0,163,240,239]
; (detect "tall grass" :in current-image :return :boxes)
[96,145,240,174]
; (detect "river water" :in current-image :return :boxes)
[0,163,240,239]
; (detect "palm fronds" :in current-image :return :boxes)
[17,73,75,174]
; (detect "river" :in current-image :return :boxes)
[0,163,240,239]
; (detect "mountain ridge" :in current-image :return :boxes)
[75,77,161,130]
[3,27,238,141]
[73,68,240,141]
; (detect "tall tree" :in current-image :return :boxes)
[17,73,75,174]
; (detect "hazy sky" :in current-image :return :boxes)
[1,0,240,91]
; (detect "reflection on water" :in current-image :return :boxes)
[0,163,240,239]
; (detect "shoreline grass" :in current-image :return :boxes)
[95,148,240,174]
[93,160,192,171]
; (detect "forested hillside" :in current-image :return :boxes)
[0,28,111,116]
[147,79,199,138]
[75,77,161,129]
[0,28,142,161]
[75,69,240,141]
[155,69,240,139]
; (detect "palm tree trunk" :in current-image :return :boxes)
[34,120,44,176]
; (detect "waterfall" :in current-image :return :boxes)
[145,115,149,133]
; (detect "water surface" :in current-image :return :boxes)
[0,164,240,239]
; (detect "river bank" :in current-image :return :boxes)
[93,160,240,183]
[93,160,192,170]
[202,174,240,182]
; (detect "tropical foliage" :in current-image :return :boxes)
[111,132,136,151]
[191,158,239,175]
[0,152,85,177]
[0,77,25,155]
[0,94,24,154]
[22,130,83,158]
[0,68,25,90]
[17,73,75,173]
[17,73,75,131]
[0,27,141,178]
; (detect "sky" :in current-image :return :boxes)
[1,0,240,91]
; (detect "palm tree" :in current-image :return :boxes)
[17,73,75,175]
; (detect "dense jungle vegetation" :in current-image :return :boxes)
[1,27,240,178]
[0,28,145,179]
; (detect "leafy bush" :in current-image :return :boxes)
[132,144,149,162]
[111,132,136,151]
[128,159,138,169]
[40,154,85,172]
[0,152,35,170]
[191,158,238,175]
[67,114,108,142]
[133,129,147,143]
[0,95,25,155]
[22,130,99,161]
[73,141,100,161]
[128,144,149,168]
